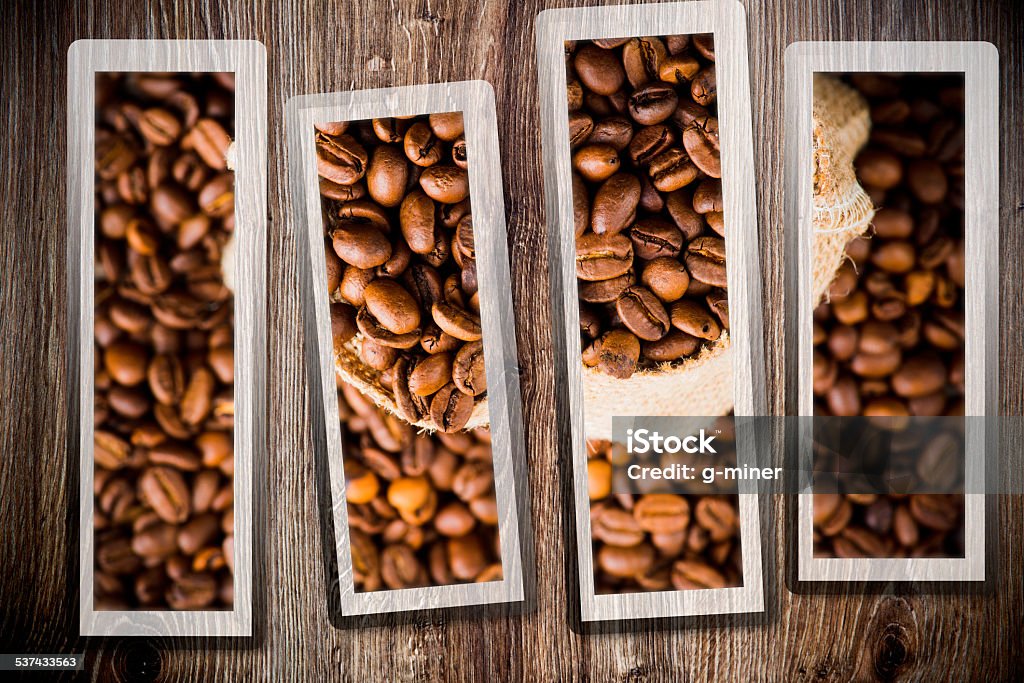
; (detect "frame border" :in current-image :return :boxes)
[70,39,267,636]
[784,41,998,582]
[286,81,528,615]
[537,0,765,621]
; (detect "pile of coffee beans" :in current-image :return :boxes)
[587,439,742,593]
[337,381,503,590]
[813,492,964,558]
[93,73,236,609]
[566,35,730,379]
[812,73,966,558]
[317,112,488,433]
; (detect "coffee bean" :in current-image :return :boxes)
[598,542,656,578]
[628,82,679,125]
[429,383,474,433]
[366,144,408,207]
[332,223,392,269]
[575,232,634,281]
[671,559,727,589]
[642,330,699,362]
[452,341,487,396]
[690,66,716,106]
[591,329,640,379]
[628,125,674,166]
[615,286,670,341]
[670,300,721,340]
[431,301,482,342]
[419,165,469,204]
[574,44,626,96]
[402,122,443,167]
[641,256,690,302]
[590,173,641,235]
[683,116,721,178]
[648,147,699,192]
[587,116,634,150]
[634,494,690,534]
[629,218,683,260]
[573,144,621,182]
[428,112,465,142]
[187,118,231,170]
[317,132,368,185]
[363,279,421,335]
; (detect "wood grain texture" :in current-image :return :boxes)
[1,0,1022,680]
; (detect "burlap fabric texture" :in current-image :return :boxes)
[810,73,875,306]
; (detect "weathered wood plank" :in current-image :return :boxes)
[1,0,1022,680]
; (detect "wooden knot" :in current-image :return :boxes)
[113,639,162,682]
[854,597,919,681]
[873,623,910,678]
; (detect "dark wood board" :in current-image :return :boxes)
[1,0,1022,679]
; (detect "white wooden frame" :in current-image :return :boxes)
[785,41,998,582]
[286,81,528,615]
[70,39,266,636]
[537,0,765,621]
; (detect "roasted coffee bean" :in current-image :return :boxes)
[587,439,741,594]
[598,542,656,578]
[573,144,621,182]
[670,300,721,340]
[363,279,421,335]
[628,82,679,125]
[590,329,641,379]
[407,352,454,396]
[684,236,727,287]
[93,73,235,610]
[429,383,474,432]
[682,116,721,178]
[671,559,727,590]
[331,223,392,269]
[575,232,634,281]
[813,73,966,560]
[616,286,670,341]
[419,165,469,204]
[628,125,674,166]
[317,132,369,185]
[338,383,502,590]
[366,144,408,207]
[574,44,626,96]
[643,330,699,362]
[566,36,728,378]
[588,116,634,150]
[590,173,642,235]
[634,494,690,534]
[403,122,443,167]
[629,218,683,260]
[452,341,487,396]
[641,256,690,302]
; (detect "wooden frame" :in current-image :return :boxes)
[537,0,765,621]
[70,39,266,636]
[286,81,529,615]
[785,41,998,582]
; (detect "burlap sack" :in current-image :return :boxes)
[583,334,733,441]
[581,75,873,440]
[334,335,490,433]
[811,73,875,305]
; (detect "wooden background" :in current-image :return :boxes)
[2,0,1022,679]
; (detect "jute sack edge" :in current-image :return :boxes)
[333,335,490,433]
[811,73,876,306]
[581,333,734,441]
